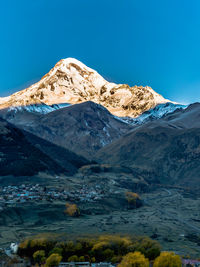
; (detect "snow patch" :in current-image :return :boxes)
[8,103,71,114]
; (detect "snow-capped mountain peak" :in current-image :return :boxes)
[0,58,173,117]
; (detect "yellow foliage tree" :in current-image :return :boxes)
[118,251,149,267]
[153,252,182,267]
[65,203,80,217]
[45,253,62,267]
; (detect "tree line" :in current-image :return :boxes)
[17,234,182,266]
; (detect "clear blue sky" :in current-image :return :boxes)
[0,0,200,104]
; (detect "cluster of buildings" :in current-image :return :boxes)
[73,184,105,202]
[182,259,200,266]
[0,183,105,207]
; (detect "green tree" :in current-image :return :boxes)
[153,252,182,267]
[118,252,149,267]
[45,253,62,267]
[33,250,46,265]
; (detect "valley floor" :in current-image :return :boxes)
[0,177,199,258]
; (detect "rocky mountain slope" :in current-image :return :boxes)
[121,102,187,125]
[0,118,89,176]
[0,58,172,117]
[96,103,200,189]
[7,101,132,159]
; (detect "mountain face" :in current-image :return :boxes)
[96,103,200,190]
[0,58,171,117]
[7,101,132,159]
[121,102,187,125]
[0,118,89,176]
[0,56,196,186]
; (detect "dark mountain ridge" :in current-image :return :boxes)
[1,101,132,159]
[0,118,89,176]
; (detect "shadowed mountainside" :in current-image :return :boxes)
[96,103,200,189]
[0,118,89,176]
[4,101,132,159]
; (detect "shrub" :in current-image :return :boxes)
[153,252,182,267]
[118,251,149,267]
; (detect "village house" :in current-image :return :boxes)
[0,183,106,208]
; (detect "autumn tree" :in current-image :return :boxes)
[118,251,149,267]
[125,192,142,208]
[17,234,162,264]
[96,235,132,256]
[153,252,182,267]
[45,253,62,267]
[65,203,80,217]
[17,237,55,259]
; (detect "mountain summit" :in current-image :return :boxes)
[0,58,172,117]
